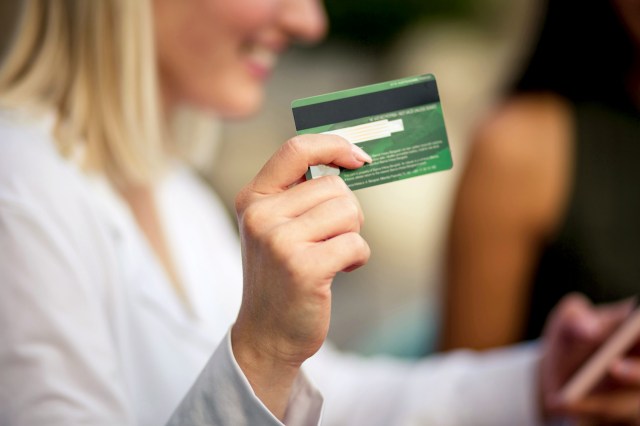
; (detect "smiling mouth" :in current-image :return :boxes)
[245,45,279,78]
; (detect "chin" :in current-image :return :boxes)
[191,87,265,119]
[217,94,264,119]
[219,102,262,119]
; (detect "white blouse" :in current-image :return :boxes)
[0,110,542,425]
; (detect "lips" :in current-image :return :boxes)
[245,45,279,79]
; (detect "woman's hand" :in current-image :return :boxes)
[231,134,372,419]
[541,294,640,425]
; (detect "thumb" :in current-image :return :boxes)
[249,134,371,194]
[596,297,638,336]
[560,295,636,342]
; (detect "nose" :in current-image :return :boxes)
[280,0,328,44]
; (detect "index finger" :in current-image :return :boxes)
[249,134,372,194]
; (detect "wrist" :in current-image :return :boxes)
[231,321,302,420]
[231,321,303,372]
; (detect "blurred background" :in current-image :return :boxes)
[206,0,542,357]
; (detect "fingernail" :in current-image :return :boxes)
[351,144,373,164]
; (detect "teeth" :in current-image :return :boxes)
[248,46,277,69]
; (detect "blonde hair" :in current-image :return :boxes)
[0,0,217,185]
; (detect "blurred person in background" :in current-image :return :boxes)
[442,0,640,351]
[1,1,640,425]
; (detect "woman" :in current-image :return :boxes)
[442,0,640,351]
[1,1,639,425]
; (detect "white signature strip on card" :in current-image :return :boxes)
[310,119,404,178]
[322,119,404,144]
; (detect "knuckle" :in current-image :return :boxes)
[559,293,590,320]
[352,195,365,226]
[283,136,305,157]
[347,199,361,223]
[264,226,295,264]
[249,223,311,286]
[281,249,309,283]
[346,232,369,256]
[565,292,589,308]
[239,202,265,236]
[324,133,350,147]
[234,189,250,215]
[336,196,360,225]
[357,236,371,261]
[289,260,310,284]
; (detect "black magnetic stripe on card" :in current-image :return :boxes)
[292,79,440,131]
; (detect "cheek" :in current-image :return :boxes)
[156,0,275,115]
[222,0,277,29]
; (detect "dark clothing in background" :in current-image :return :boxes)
[524,102,640,340]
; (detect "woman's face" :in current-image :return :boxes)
[154,0,327,117]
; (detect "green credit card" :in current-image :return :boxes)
[291,74,453,191]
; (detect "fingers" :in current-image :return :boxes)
[275,193,363,242]
[557,390,640,421]
[237,174,363,241]
[543,296,640,424]
[550,293,600,342]
[596,298,638,333]
[276,174,362,219]
[543,294,616,397]
[249,134,371,194]
[307,232,371,274]
[271,233,370,286]
[552,294,635,343]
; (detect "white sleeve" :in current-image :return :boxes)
[305,341,542,426]
[167,329,324,426]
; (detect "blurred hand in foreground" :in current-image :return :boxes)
[542,293,640,425]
